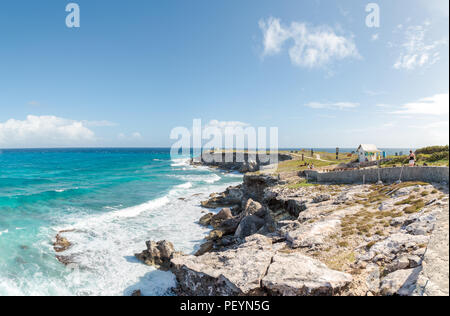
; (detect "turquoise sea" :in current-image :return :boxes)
[0,148,242,296]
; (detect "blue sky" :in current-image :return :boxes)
[0,0,448,148]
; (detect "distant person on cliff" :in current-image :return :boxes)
[409,150,416,166]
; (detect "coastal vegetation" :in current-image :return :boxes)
[382,145,449,167]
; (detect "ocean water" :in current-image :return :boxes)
[0,148,242,296]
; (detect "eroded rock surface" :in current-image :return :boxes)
[171,235,275,296]
[262,252,352,296]
[135,240,181,271]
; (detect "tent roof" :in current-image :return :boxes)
[358,144,381,152]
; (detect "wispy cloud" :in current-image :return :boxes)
[0,115,96,148]
[259,17,360,68]
[393,21,448,70]
[371,33,379,42]
[305,101,359,110]
[391,93,449,116]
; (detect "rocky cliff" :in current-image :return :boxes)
[135,171,449,296]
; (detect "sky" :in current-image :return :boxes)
[0,0,448,149]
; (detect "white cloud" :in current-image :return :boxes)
[259,17,360,68]
[391,93,449,116]
[204,120,249,130]
[0,115,96,148]
[371,33,379,41]
[305,101,359,110]
[393,22,447,70]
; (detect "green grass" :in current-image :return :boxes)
[286,179,317,189]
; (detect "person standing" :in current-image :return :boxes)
[409,150,416,166]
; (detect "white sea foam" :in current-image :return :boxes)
[175,182,192,189]
[3,166,241,296]
[170,158,190,167]
[0,229,8,236]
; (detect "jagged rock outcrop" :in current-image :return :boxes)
[171,235,276,296]
[358,233,430,264]
[53,234,72,253]
[380,267,422,296]
[312,194,331,204]
[201,185,243,208]
[135,240,181,271]
[286,199,307,217]
[262,252,353,296]
[243,174,278,202]
[234,215,266,239]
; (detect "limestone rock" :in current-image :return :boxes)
[234,215,265,239]
[360,233,429,263]
[171,235,275,296]
[219,217,241,235]
[53,234,72,253]
[262,252,352,296]
[380,267,421,296]
[312,194,331,204]
[365,263,381,295]
[286,219,341,248]
[241,199,267,218]
[195,241,214,256]
[333,194,348,205]
[201,186,243,208]
[210,208,233,228]
[135,240,180,271]
[206,230,225,241]
[199,213,214,227]
[286,199,307,217]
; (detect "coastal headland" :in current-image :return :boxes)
[57,149,450,296]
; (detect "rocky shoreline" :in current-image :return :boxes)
[134,159,449,296]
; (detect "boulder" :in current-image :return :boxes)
[171,235,275,296]
[241,199,266,218]
[53,234,72,253]
[195,241,214,256]
[365,263,381,295]
[380,267,422,296]
[210,208,233,228]
[234,215,265,239]
[312,194,331,204]
[201,186,243,209]
[135,240,180,271]
[206,230,224,241]
[220,217,241,235]
[239,161,259,173]
[333,194,348,205]
[262,252,352,296]
[199,213,214,227]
